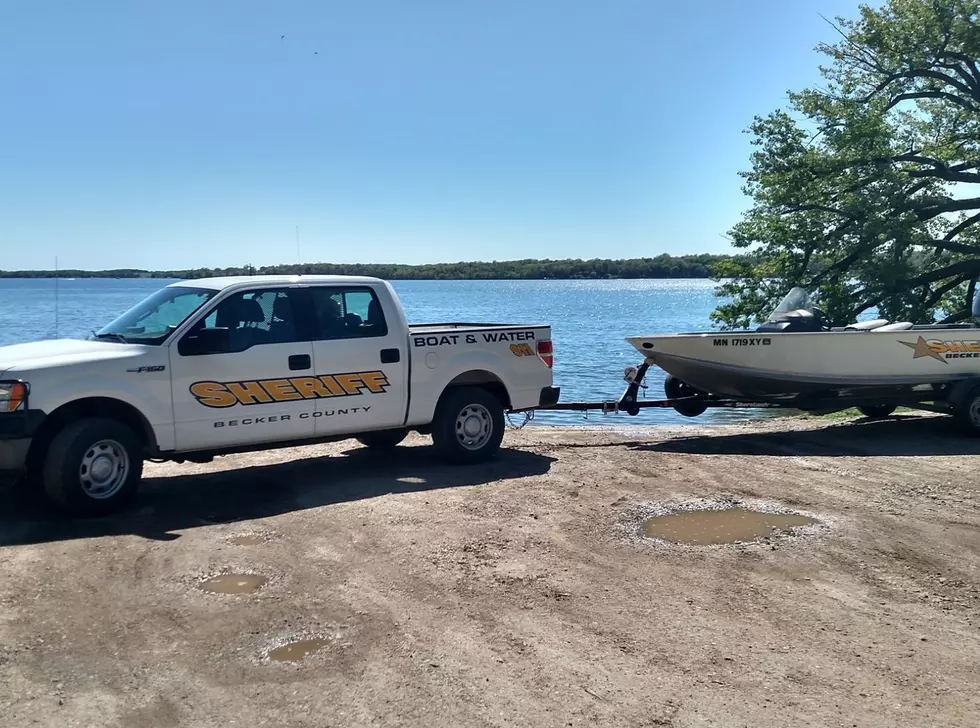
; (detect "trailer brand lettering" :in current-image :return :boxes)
[191,371,391,408]
[483,331,536,343]
[414,334,460,347]
[900,336,980,363]
[715,337,771,347]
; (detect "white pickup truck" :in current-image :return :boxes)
[0,275,558,515]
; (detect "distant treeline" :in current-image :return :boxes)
[0,254,742,281]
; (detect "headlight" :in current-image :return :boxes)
[0,381,28,412]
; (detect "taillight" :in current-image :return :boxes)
[537,340,554,368]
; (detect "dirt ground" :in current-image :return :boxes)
[2,414,980,727]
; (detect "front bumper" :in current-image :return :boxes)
[0,409,45,473]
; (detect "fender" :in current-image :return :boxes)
[407,348,519,426]
[24,370,175,451]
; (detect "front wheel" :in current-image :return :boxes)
[356,428,409,449]
[41,417,143,517]
[431,387,505,464]
[857,404,896,419]
[664,375,708,418]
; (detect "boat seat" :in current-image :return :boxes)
[873,321,913,331]
[845,319,890,331]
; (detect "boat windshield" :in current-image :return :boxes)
[974,286,980,320]
[768,287,813,321]
[94,286,215,345]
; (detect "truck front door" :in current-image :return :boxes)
[169,287,316,451]
[307,285,409,436]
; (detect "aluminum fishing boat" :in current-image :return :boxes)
[626,287,980,417]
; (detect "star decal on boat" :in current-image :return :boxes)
[899,336,947,363]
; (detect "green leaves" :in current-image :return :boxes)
[719,0,980,329]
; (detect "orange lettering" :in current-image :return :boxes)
[334,373,367,395]
[263,379,301,401]
[928,340,948,355]
[318,375,346,396]
[359,370,390,393]
[190,382,238,408]
[291,377,331,399]
[968,342,980,353]
[227,381,273,405]
[947,341,966,353]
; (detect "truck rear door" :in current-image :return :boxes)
[306,285,409,435]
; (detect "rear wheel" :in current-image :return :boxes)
[431,387,505,464]
[664,375,708,418]
[857,404,896,419]
[41,417,143,517]
[953,386,980,436]
[356,428,409,449]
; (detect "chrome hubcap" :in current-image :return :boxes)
[455,404,493,451]
[79,439,130,500]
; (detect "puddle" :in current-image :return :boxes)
[198,573,268,594]
[641,508,817,545]
[228,535,267,546]
[267,638,332,662]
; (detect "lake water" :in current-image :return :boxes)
[0,277,767,426]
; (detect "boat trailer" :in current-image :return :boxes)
[539,362,785,416]
[538,362,959,418]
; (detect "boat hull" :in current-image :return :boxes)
[626,329,980,402]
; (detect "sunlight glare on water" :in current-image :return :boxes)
[0,277,766,426]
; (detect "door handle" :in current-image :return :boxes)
[380,348,401,364]
[288,354,312,371]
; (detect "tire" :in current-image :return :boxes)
[41,417,143,517]
[953,386,980,436]
[356,428,409,449]
[431,386,505,464]
[857,404,896,419]
[664,375,708,418]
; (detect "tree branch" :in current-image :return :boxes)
[885,90,980,113]
[944,211,980,241]
[905,259,980,288]
[912,196,980,220]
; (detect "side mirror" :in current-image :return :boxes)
[179,327,231,356]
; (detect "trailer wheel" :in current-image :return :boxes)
[431,386,505,464]
[857,404,896,420]
[41,417,143,517]
[664,375,707,418]
[356,428,409,449]
[953,386,980,436]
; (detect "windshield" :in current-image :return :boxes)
[95,286,215,345]
[768,287,813,320]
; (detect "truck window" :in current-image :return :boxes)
[192,288,302,352]
[309,287,388,340]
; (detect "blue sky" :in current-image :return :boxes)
[1,0,858,271]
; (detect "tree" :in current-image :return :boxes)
[714,0,980,329]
